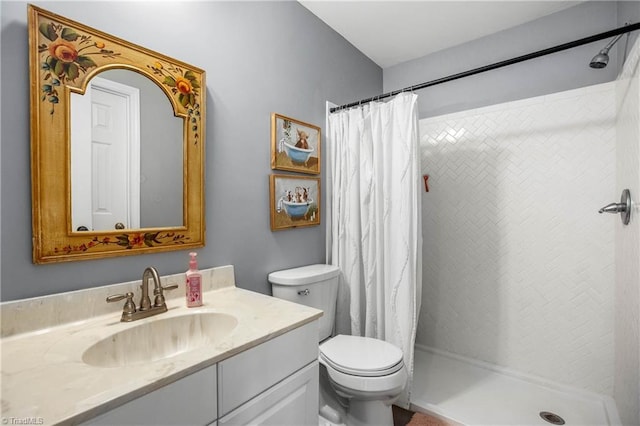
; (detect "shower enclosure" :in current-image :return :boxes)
[408,35,640,426]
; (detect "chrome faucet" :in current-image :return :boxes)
[106,267,178,322]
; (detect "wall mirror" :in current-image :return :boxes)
[29,5,205,263]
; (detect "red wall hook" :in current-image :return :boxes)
[423,175,429,192]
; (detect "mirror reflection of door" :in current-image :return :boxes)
[71,77,141,231]
[70,70,184,232]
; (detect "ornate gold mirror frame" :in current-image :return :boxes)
[29,5,205,263]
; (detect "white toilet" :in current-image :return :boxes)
[268,264,407,426]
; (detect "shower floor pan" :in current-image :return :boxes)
[411,346,619,426]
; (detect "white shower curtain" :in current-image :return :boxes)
[326,93,422,408]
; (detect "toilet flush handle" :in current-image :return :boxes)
[298,289,310,296]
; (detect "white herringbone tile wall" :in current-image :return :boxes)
[418,83,616,395]
[614,36,640,426]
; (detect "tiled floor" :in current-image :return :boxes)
[410,348,615,426]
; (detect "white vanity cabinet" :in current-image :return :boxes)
[217,320,319,425]
[217,362,318,426]
[85,363,218,426]
[84,320,319,426]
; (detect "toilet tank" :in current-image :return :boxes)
[268,264,339,342]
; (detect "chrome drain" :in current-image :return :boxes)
[540,411,565,425]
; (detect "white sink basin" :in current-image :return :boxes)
[82,312,238,368]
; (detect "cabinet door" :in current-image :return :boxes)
[84,364,217,426]
[218,320,318,416]
[218,361,318,426]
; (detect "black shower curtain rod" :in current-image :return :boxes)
[330,22,640,113]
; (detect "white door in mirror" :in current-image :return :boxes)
[71,77,141,231]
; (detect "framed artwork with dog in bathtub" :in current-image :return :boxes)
[271,113,321,175]
[270,174,320,231]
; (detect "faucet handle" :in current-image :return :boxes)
[106,294,126,303]
[153,284,179,307]
[162,284,179,292]
[107,292,136,315]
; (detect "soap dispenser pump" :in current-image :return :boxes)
[185,252,203,307]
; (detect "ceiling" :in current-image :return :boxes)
[299,1,584,68]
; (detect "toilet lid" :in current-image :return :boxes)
[319,335,404,377]
[268,264,339,285]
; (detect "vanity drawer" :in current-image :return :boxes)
[217,320,318,416]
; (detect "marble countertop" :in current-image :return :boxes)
[0,266,322,425]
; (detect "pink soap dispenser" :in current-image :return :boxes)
[185,252,203,307]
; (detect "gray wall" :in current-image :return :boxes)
[384,1,639,119]
[0,1,381,301]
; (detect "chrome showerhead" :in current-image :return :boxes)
[590,32,624,69]
[589,50,610,68]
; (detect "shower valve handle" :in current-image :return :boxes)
[599,203,625,214]
[598,189,632,225]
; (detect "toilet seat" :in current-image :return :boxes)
[319,335,404,377]
[318,336,408,395]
